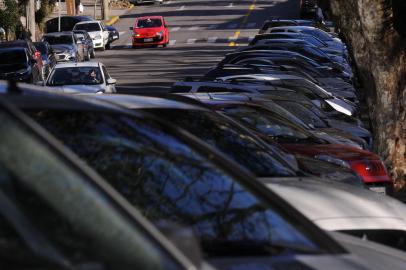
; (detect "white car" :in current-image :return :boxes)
[259,177,406,252]
[45,62,116,93]
[73,20,109,50]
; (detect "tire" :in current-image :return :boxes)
[106,43,111,50]
[90,49,96,58]
[162,43,167,48]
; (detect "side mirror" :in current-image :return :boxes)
[129,26,133,30]
[106,78,116,85]
[155,220,202,268]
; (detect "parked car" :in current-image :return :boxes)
[0,88,207,270]
[73,29,95,60]
[73,20,109,51]
[44,15,92,33]
[33,41,57,79]
[0,40,44,79]
[0,47,42,83]
[42,31,85,62]
[106,25,120,49]
[130,16,169,48]
[44,62,117,93]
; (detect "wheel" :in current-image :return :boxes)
[106,43,111,50]
[162,43,167,47]
[90,49,95,58]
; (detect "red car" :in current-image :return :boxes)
[130,16,169,48]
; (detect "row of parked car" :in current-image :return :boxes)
[2,18,406,270]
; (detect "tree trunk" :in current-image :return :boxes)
[329,0,406,197]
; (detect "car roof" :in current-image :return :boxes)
[80,94,208,111]
[43,31,74,36]
[136,16,164,20]
[75,20,101,25]
[53,62,101,68]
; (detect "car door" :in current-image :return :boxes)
[100,22,109,45]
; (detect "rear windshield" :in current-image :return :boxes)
[136,18,162,28]
[43,35,73,45]
[0,50,27,65]
[74,23,101,32]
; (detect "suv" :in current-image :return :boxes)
[73,20,109,51]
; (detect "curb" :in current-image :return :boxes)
[105,4,134,26]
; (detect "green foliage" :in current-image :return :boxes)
[36,0,57,24]
[0,0,20,34]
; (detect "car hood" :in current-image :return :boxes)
[47,84,104,93]
[0,64,28,73]
[51,44,75,52]
[282,143,380,162]
[262,178,406,231]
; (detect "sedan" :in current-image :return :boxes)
[45,62,116,93]
[130,16,169,48]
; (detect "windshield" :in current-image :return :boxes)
[136,18,162,28]
[43,35,73,45]
[273,101,328,128]
[302,29,333,42]
[74,23,101,32]
[0,50,27,65]
[149,109,296,177]
[47,67,103,86]
[28,110,322,257]
[221,106,318,144]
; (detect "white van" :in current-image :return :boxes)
[73,20,109,50]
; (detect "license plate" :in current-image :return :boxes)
[144,38,153,42]
[369,186,386,195]
[113,35,118,38]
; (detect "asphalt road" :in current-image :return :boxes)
[97,0,300,93]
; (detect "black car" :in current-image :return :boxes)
[44,15,93,33]
[73,30,95,59]
[105,25,119,49]
[33,41,57,79]
[0,47,42,83]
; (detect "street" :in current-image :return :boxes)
[97,0,300,93]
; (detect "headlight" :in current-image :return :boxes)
[156,31,164,36]
[132,32,140,37]
[314,154,351,169]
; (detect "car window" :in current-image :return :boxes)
[28,110,324,257]
[221,106,316,144]
[273,100,327,128]
[137,18,163,28]
[42,35,73,45]
[74,23,101,32]
[0,49,27,65]
[47,67,103,86]
[0,107,182,270]
[150,109,296,177]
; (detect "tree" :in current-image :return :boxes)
[328,0,406,198]
[0,0,20,39]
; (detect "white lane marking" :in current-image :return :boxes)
[119,31,126,36]
[246,22,256,28]
[228,36,238,42]
[169,40,176,46]
[207,25,217,30]
[177,5,185,10]
[227,23,238,29]
[170,27,180,32]
[207,37,218,43]
[226,2,234,7]
[188,26,199,31]
[186,38,196,44]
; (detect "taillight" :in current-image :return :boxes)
[350,160,391,183]
[34,51,41,59]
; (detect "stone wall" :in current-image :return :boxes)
[328,0,406,195]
